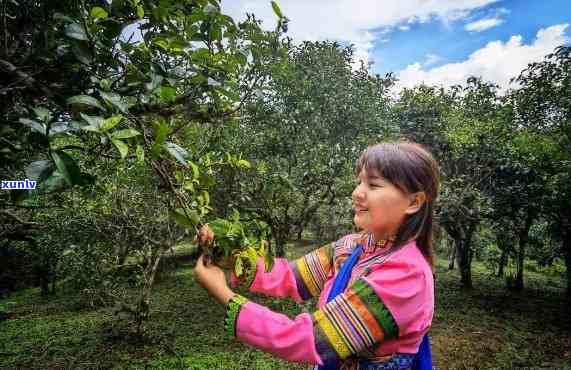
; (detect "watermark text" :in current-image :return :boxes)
[1,179,37,190]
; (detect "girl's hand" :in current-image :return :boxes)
[194,254,235,305]
[194,224,235,269]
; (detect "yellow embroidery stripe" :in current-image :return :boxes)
[296,258,320,297]
[314,309,352,359]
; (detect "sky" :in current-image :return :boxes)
[221,0,571,92]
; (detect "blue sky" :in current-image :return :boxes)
[223,0,571,91]
[371,0,571,76]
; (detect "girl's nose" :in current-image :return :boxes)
[352,185,366,202]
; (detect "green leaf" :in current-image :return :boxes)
[146,73,164,91]
[153,38,169,51]
[100,115,123,132]
[165,142,189,168]
[136,145,145,163]
[50,151,83,186]
[64,23,89,41]
[49,122,75,136]
[40,170,68,193]
[25,160,54,182]
[188,161,200,180]
[136,5,144,19]
[170,208,200,229]
[80,113,103,132]
[151,120,169,157]
[112,128,140,139]
[111,139,128,159]
[80,113,103,129]
[90,6,108,19]
[159,86,177,102]
[271,1,283,18]
[67,95,105,111]
[53,13,74,23]
[237,159,251,168]
[72,44,92,65]
[245,246,258,267]
[33,107,52,123]
[264,247,274,272]
[234,257,243,277]
[203,3,217,14]
[209,219,233,237]
[202,191,210,207]
[19,118,46,135]
[100,91,129,114]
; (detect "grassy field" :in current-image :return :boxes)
[1,241,570,369]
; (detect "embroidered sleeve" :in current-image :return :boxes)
[289,243,334,301]
[232,243,335,303]
[224,294,249,338]
[232,277,399,366]
[312,278,398,363]
[232,245,433,366]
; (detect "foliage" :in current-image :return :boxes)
[206,210,273,276]
[215,41,395,256]
[510,46,571,297]
[1,0,290,334]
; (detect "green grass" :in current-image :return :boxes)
[1,242,570,369]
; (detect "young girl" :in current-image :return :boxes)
[194,142,439,370]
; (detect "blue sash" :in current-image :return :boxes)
[317,243,433,370]
[411,334,432,370]
[318,243,364,370]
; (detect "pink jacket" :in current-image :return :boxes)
[227,234,434,367]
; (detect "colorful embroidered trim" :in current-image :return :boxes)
[223,294,249,338]
[290,244,333,300]
[312,278,399,363]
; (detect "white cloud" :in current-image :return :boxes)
[465,17,503,32]
[495,7,511,15]
[423,54,441,67]
[399,25,411,31]
[222,0,499,66]
[395,24,570,93]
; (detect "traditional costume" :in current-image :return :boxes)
[224,233,434,370]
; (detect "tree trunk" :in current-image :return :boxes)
[40,275,50,296]
[455,237,473,289]
[297,227,302,241]
[563,237,571,301]
[497,248,508,278]
[514,240,526,291]
[273,225,290,258]
[275,237,286,257]
[443,221,476,289]
[514,213,534,291]
[448,241,456,270]
[50,271,57,294]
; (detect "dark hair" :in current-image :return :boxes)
[355,142,440,267]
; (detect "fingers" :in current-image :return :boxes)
[196,253,212,267]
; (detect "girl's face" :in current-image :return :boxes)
[351,169,413,241]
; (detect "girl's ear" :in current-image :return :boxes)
[405,192,426,215]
